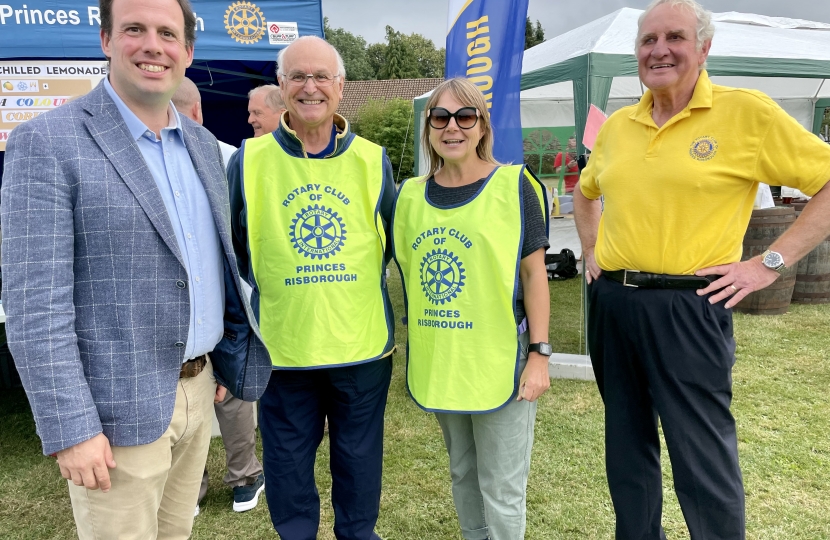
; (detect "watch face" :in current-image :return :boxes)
[763,251,784,268]
[529,342,553,356]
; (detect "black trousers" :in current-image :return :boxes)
[588,276,745,540]
[259,357,393,540]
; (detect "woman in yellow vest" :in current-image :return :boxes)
[393,78,552,539]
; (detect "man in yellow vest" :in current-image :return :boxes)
[227,36,395,540]
[574,1,830,538]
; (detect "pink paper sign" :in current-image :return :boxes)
[582,104,608,151]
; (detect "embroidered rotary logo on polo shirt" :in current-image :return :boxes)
[689,136,718,161]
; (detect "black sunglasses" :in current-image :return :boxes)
[427,107,480,130]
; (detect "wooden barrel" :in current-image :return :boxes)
[789,204,830,304]
[734,207,796,315]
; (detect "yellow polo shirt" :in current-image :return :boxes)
[580,70,830,275]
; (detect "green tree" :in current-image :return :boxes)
[534,21,545,45]
[378,26,420,80]
[366,42,387,79]
[400,32,445,78]
[525,17,545,49]
[324,17,375,80]
[352,98,415,182]
[323,23,444,81]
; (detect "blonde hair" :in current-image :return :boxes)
[421,77,503,180]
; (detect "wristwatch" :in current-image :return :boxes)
[528,342,553,357]
[760,250,787,274]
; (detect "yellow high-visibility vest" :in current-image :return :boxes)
[393,165,542,412]
[242,134,393,368]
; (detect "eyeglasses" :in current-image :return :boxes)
[281,72,341,87]
[427,107,480,130]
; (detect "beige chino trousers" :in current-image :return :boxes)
[68,358,216,540]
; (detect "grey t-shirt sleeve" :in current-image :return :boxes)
[521,177,550,258]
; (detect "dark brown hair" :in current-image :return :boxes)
[99,0,197,48]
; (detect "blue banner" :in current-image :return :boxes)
[445,0,528,165]
[0,0,323,61]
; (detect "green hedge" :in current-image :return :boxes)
[352,98,415,183]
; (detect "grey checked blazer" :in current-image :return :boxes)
[0,82,272,456]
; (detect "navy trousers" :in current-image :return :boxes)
[588,276,746,540]
[259,357,393,540]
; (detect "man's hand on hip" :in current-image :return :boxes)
[695,258,781,309]
[56,433,117,492]
[583,247,603,285]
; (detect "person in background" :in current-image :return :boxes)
[171,77,266,515]
[392,77,551,540]
[0,0,270,537]
[554,134,579,193]
[573,0,830,538]
[172,77,238,166]
[247,84,286,138]
[228,36,396,540]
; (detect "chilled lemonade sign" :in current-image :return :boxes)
[0,61,107,151]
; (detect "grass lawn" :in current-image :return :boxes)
[1,268,828,539]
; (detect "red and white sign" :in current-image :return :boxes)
[268,21,298,46]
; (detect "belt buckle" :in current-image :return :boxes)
[180,355,206,379]
[623,269,640,288]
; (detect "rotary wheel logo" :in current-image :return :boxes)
[224,1,267,44]
[689,136,718,161]
[420,249,466,305]
[290,205,347,259]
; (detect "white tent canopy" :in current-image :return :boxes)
[520,7,830,151]
[520,75,830,132]
[414,8,830,175]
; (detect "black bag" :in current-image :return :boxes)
[545,249,579,281]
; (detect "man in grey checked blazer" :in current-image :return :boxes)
[0,0,271,536]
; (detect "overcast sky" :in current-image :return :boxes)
[321,0,830,48]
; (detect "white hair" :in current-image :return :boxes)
[275,36,346,80]
[637,0,715,69]
[248,84,285,112]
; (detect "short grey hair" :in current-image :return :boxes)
[637,0,715,68]
[275,36,347,80]
[248,84,285,112]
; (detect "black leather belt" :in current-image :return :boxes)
[180,354,207,379]
[605,270,715,290]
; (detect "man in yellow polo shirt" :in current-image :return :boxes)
[574,1,830,538]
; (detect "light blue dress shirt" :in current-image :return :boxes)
[104,79,225,361]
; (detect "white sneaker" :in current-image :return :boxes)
[232,474,265,512]
[194,504,200,517]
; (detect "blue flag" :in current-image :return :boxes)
[445,0,528,164]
